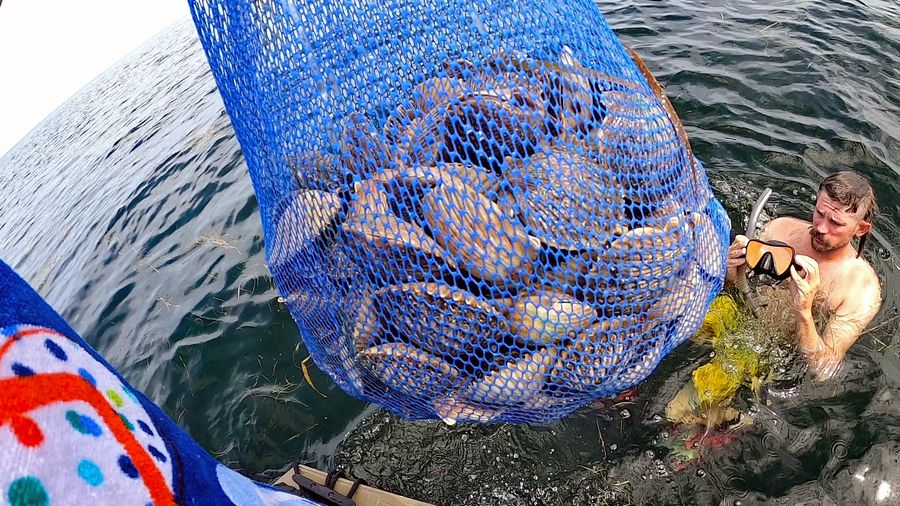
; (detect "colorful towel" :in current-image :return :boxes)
[0,260,318,506]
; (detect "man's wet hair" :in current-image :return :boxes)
[819,170,879,223]
[818,170,878,256]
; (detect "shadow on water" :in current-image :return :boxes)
[0,1,898,504]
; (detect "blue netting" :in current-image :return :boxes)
[188,0,731,424]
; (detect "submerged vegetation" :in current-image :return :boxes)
[665,292,793,430]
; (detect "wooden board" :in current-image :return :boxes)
[275,465,435,506]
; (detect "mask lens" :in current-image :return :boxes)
[745,241,766,270]
[746,240,794,278]
[768,245,793,275]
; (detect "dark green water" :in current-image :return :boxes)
[1,1,898,504]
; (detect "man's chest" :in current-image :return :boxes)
[813,266,847,314]
[781,227,846,307]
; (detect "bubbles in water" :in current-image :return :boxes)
[655,460,667,474]
[831,440,849,460]
[762,432,782,459]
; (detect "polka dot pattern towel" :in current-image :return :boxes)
[0,260,320,506]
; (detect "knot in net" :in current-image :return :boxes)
[189,0,731,424]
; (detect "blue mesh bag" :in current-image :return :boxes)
[188,0,731,424]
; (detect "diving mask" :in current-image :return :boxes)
[745,239,796,280]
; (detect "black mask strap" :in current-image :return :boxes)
[857,233,869,258]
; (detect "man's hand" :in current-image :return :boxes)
[789,255,821,313]
[725,235,749,283]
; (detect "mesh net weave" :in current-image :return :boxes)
[188,0,731,424]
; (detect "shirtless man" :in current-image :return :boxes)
[725,170,882,380]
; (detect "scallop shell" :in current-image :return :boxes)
[335,343,365,395]
[372,163,498,194]
[375,282,507,371]
[352,290,382,354]
[340,113,396,179]
[269,189,342,269]
[690,211,726,280]
[431,394,505,425]
[596,90,692,208]
[288,150,343,192]
[359,343,462,399]
[487,47,642,97]
[422,178,540,288]
[371,163,501,223]
[626,46,699,190]
[506,289,598,344]
[341,180,456,285]
[441,58,478,80]
[648,261,713,342]
[599,90,681,171]
[609,325,667,386]
[487,47,644,142]
[386,77,468,163]
[506,148,627,251]
[548,316,646,392]
[545,48,600,136]
[409,77,467,116]
[648,261,704,323]
[393,107,447,168]
[600,215,690,292]
[468,347,558,404]
[440,89,547,172]
[540,250,614,306]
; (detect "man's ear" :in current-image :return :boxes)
[855,220,872,237]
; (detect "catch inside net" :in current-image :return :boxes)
[189,0,731,424]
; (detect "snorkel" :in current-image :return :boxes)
[736,188,772,318]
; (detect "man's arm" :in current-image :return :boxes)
[793,263,881,379]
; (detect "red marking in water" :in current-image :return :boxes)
[684,430,738,450]
[0,372,174,505]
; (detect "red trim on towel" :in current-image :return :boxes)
[0,326,59,360]
[0,372,175,505]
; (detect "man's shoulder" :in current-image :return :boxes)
[768,216,808,228]
[761,216,807,240]
[834,256,882,312]
[846,256,880,292]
